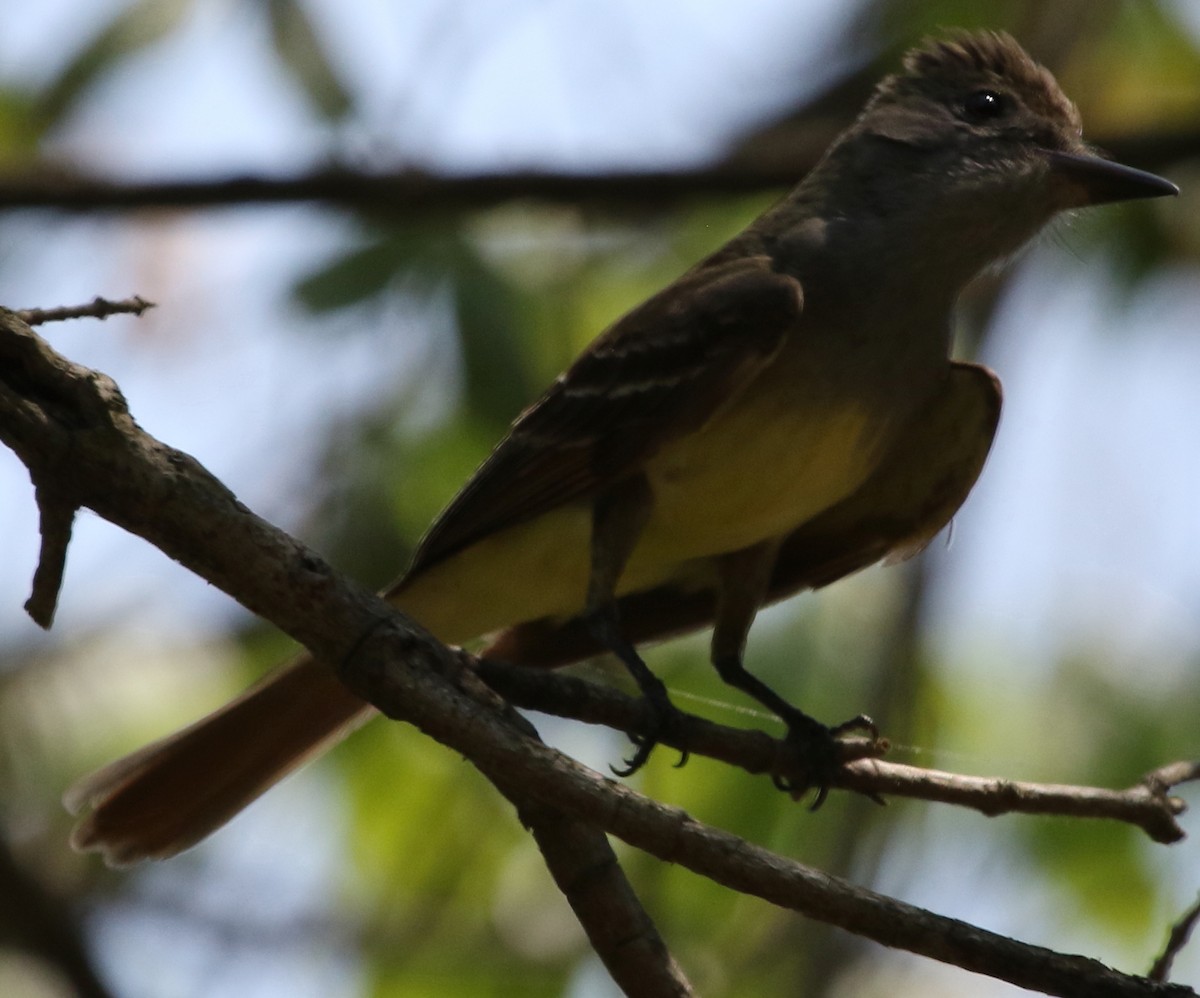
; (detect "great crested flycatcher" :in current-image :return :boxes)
[66,31,1177,864]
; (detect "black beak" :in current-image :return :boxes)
[1045,149,1178,205]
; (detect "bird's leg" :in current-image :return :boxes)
[711,541,875,805]
[585,476,685,775]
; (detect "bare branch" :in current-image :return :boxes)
[476,659,1193,844]
[517,797,694,997]
[456,661,694,996]
[0,123,1187,217]
[0,302,691,992]
[0,305,1193,997]
[0,303,381,660]
[17,295,156,325]
[355,627,1194,998]
[839,758,1194,844]
[0,165,804,216]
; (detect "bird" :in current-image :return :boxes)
[65,30,1177,865]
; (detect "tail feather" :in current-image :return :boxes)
[65,653,374,865]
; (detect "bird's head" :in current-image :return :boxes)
[824,31,1176,271]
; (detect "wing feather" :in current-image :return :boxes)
[483,361,1002,665]
[400,256,804,579]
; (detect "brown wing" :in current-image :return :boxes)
[397,256,804,581]
[484,360,1002,666]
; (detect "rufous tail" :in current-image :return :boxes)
[65,652,374,866]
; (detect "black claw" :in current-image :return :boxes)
[611,696,690,777]
[807,783,831,812]
[611,735,655,778]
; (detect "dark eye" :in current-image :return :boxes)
[963,89,1007,121]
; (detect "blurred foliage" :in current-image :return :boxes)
[34,0,192,131]
[0,0,353,165]
[1057,0,1200,133]
[264,0,353,121]
[2,1,1200,997]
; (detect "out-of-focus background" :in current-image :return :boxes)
[2,1,1199,996]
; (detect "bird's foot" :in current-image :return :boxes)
[611,676,690,777]
[772,711,879,808]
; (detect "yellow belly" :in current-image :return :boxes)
[394,393,890,647]
[390,504,595,644]
[636,396,885,562]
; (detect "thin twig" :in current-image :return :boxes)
[24,483,76,628]
[17,295,155,325]
[1151,895,1200,983]
[475,659,1193,844]
[840,758,1195,843]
